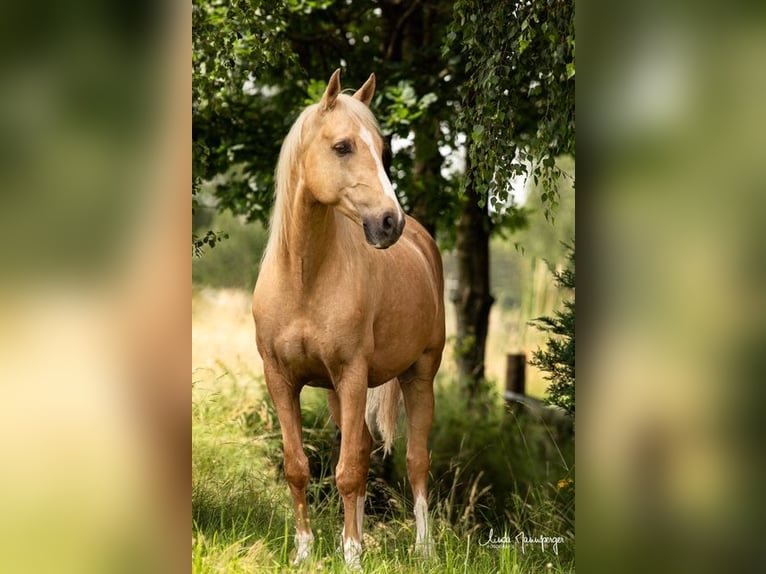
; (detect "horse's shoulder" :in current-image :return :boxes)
[402,215,440,260]
[403,214,428,237]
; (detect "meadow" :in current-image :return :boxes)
[192,193,575,572]
[192,293,574,571]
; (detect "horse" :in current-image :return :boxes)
[252,69,445,569]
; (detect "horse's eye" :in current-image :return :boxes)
[333,140,352,156]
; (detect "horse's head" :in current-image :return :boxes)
[302,69,405,249]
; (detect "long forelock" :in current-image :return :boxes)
[338,94,383,144]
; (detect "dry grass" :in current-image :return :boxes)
[192,284,558,400]
[192,287,262,381]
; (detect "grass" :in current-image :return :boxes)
[192,288,574,572]
[193,361,574,573]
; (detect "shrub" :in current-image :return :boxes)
[530,243,575,417]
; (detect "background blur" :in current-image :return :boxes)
[0,1,189,573]
[0,0,764,573]
[579,0,766,572]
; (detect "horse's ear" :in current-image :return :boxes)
[320,69,342,112]
[353,73,376,107]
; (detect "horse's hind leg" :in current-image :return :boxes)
[401,352,439,555]
[263,365,313,565]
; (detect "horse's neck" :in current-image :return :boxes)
[279,185,344,288]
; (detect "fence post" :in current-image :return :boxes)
[504,353,526,408]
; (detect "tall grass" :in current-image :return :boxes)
[192,365,574,572]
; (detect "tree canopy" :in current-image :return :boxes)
[193,0,573,227]
[192,0,575,397]
[445,0,575,219]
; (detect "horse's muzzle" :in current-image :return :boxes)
[362,211,405,249]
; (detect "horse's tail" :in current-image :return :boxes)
[365,378,402,456]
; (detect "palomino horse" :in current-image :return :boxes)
[252,69,445,568]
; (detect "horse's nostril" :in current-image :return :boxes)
[382,214,394,232]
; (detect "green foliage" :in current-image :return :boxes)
[192,0,292,105]
[530,244,576,417]
[192,0,575,236]
[193,229,230,258]
[192,0,463,237]
[192,210,268,288]
[380,81,439,134]
[192,0,576,238]
[443,0,575,221]
[193,0,301,242]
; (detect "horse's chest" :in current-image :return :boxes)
[274,319,323,364]
[269,311,364,379]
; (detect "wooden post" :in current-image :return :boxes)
[504,353,526,407]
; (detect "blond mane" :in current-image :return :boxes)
[262,94,384,261]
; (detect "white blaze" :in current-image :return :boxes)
[358,126,403,221]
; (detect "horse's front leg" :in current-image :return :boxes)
[263,363,313,565]
[333,367,372,570]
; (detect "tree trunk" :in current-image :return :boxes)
[380,0,445,238]
[409,114,442,237]
[453,181,495,403]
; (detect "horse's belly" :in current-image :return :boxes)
[267,318,411,387]
[367,313,440,385]
[367,360,413,386]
